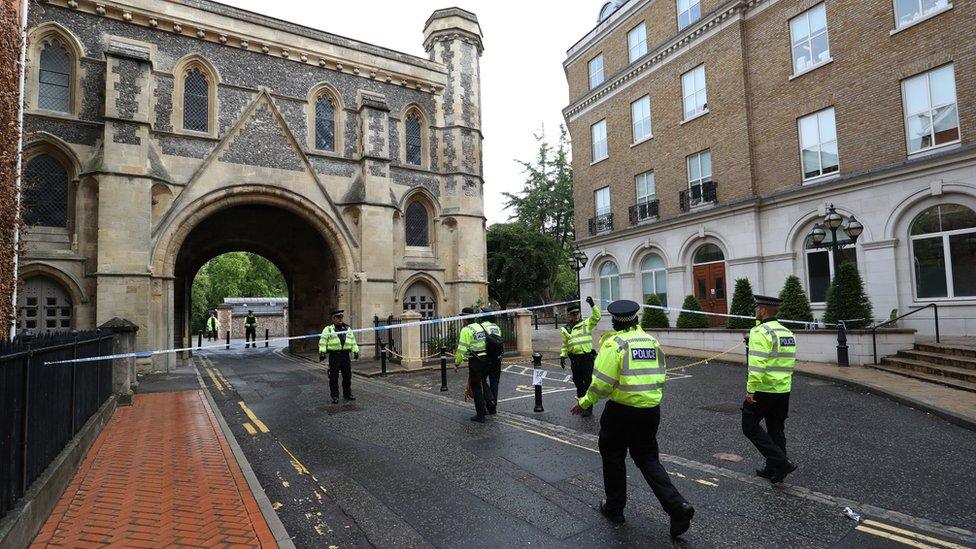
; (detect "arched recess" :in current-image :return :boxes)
[401,188,438,251]
[786,206,868,305]
[171,55,220,136]
[400,104,430,168]
[627,240,670,274]
[19,261,89,305]
[884,182,976,240]
[26,22,85,116]
[307,82,344,153]
[677,231,731,267]
[397,273,444,319]
[22,134,82,236]
[16,274,74,333]
[683,237,729,326]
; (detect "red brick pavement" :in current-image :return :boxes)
[31,390,277,548]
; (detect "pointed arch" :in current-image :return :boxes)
[172,55,220,136]
[400,104,429,168]
[307,82,344,153]
[22,133,82,232]
[397,273,445,318]
[26,22,85,116]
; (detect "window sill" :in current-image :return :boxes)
[907,140,961,159]
[801,173,841,186]
[28,108,79,120]
[634,216,658,226]
[789,58,833,81]
[172,128,218,140]
[688,201,716,212]
[890,4,952,35]
[680,109,709,125]
[631,136,653,148]
[590,156,609,166]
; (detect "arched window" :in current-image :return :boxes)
[38,41,71,113]
[24,154,69,228]
[18,276,72,333]
[405,201,430,247]
[640,253,667,306]
[183,67,210,132]
[693,243,724,264]
[910,204,976,299]
[314,95,336,151]
[804,229,856,303]
[599,261,620,302]
[403,281,436,319]
[405,112,423,166]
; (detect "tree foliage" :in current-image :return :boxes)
[641,294,670,329]
[725,278,756,329]
[676,295,710,329]
[190,252,287,332]
[777,275,814,328]
[487,223,563,307]
[823,262,874,330]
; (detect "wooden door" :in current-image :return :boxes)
[692,263,727,327]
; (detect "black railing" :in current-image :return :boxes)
[373,315,402,363]
[872,303,940,364]
[679,180,718,212]
[0,330,114,519]
[587,213,613,236]
[420,313,518,360]
[629,200,659,225]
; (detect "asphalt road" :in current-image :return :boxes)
[192,347,976,548]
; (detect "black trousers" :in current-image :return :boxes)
[741,391,790,468]
[468,358,488,417]
[569,352,595,398]
[245,326,256,348]
[207,329,218,341]
[599,401,687,517]
[483,358,501,412]
[328,351,353,398]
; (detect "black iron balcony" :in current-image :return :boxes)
[587,213,613,235]
[679,180,717,212]
[628,199,659,225]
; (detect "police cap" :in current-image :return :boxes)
[567,304,581,313]
[330,308,345,317]
[607,299,641,322]
[461,307,475,315]
[753,295,782,307]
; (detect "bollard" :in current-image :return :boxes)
[534,314,539,331]
[440,346,448,392]
[197,332,202,350]
[265,328,269,348]
[380,343,387,376]
[836,321,849,366]
[225,330,230,350]
[532,352,544,413]
[553,315,557,329]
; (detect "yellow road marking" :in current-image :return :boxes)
[861,520,968,549]
[242,422,257,435]
[214,367,232,388]
[238,401,270,433]
[695,479,718,487]
[278,441,311,475]
[205,367,224,392]
[856,526,943,549]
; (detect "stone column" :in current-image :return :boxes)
[515,311,533,357]
[217,304,233,340]
[98,317,139,405]
[400,310,422,370]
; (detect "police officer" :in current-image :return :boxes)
[571,299,694,538]
[319,309,359,404]
[560,296,601,416]
[742,295,798,484]
[479,308,504,415]
[455,307,491,423]
[244,310,258,349]
[206,311,220,342]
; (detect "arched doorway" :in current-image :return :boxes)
[402,281,437,318]
[172,204,340,352]
[18,276,72,333]
[691,243,726,326]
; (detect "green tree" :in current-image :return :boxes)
[190,252,289,332]
[487,223,563,307]
[676,295,710,329]
[823,262,874,330]
[725,278,756,329]
[641,294,669,329]
[777,275,814,328]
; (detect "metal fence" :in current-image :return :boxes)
[419,313,518,359]
[0,331,114,519]
[372,315,402,362]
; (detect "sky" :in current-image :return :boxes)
[225,0,599,224]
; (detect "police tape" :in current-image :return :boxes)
[599,298,858,329]
[42,299,581,366]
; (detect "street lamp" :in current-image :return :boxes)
[569,247,588,300]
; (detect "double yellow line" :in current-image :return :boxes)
[239,401,270,435]
[856,519,968,549]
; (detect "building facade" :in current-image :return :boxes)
[565,0,976,335]
[18,0,487,367]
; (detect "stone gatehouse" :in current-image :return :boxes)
[18,0,487,369]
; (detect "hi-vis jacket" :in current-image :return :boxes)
[579,326,667,409]
[319,324,359,354]
[560,305,601,357]
[207,316,220,331]
[454,322,500,365]
[244,315,257,328]
[747,320,797,394]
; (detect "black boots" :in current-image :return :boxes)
[598,500,625,524]
[669,502,695,538]
[770,461,797,484]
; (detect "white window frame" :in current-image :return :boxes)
[628,23,648,63]
[901,64,960,155]
[591,119,609,162]
[589,54,605,89]
[798,107,839,182]
[804,245,857,304]
[636,171,655,204]
[640,254,667,304]
[599,261,621,302]
[595,186,611,217]
[677,0,702,31]
[909,206,976,301]
[686,149,712,207]
[681,64,708,121]
[893,0,952,30]
[631,95,652,144]
[789,3,831,77]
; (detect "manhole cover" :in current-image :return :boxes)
[713,453,743,462]
[698,403,741,415]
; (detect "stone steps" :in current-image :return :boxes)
[914,343,976,359]
[896,349,976,371]
[872,360,976,394]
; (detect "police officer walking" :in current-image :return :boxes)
[479,308,504,415]
[319,309,359,404]
[244,310,258,349]
[571,299,694,538]
[455,307,491,423]
[742,295,798,484]
[206,311,220,342]
[560,296,601,416]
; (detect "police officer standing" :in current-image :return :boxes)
[742,295,798,484]
[206,311,220,342]
[560,296,601,416]
[479,308,504,415]
[455,307,490,423]
[319,309,359,404]
[244,310,258,349]
[571,299,694,538]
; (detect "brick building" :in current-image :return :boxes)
[565,0,975,335]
